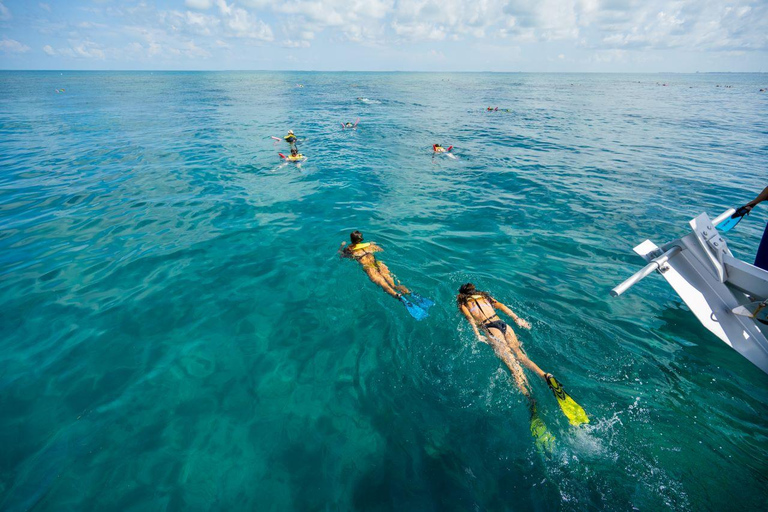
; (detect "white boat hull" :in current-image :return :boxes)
[634,239,768,374]
[616,211,768,375]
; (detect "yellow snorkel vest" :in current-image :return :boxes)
[349,242,371,250]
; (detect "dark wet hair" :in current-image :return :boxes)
[457,283,492,309]
[459,283,476,295]
[350,231,364,244]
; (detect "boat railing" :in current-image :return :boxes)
[711,208,736,226]
[611,208,736,297]
[611,245,682,297]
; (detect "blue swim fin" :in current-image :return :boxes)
[409,293,434,313]
[716,216,742,233]
[400,295,428,321]
[716,206,750,233]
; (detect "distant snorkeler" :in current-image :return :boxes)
[278,146,304,162]
[341,118,360,129]
[456,283,588,433]
[340,231,433,320]
[284,130,297,147]
[433,144,452,153]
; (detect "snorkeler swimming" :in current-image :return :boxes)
[457,283,588,431]
[432,144,457,159]
[279,147,305,162]
[271,130,300,147]
[341,118,360,129]
[340,231,433,320]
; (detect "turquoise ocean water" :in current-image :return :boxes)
[1,71,767,510]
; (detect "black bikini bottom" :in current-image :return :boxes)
[483,320,507,335]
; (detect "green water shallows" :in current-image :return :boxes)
[0,71,767,511]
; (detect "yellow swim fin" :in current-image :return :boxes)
[545,374,589,426]
[529,401,555,453]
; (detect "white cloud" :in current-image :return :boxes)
[261,0,392,43]
[161,10,220,36]
[590,48,627,63]
[216,0,273,40]
[429,48,446,60]
[586,0,767,52]
[186,11,219,35]
[180,39,211,58]
[39,3,51,12]
[392,21,447,41]
[71,40,106,59]
[0,1,10,21]
[0,38,30,53]
[22,0,768,68]
[185,0,213,9]
[392,0,501,41]
[40,39,107,59]
[282,39,310,48]
[77,21,107,29]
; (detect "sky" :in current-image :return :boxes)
[0,0,766,72]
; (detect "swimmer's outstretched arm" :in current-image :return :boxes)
[492,300,531,330]
[369,243,384,253]
[460,305,488,343]
[338,241,350,257]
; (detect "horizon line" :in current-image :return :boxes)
[1,69,766,74]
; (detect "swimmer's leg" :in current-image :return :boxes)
[363,267,401,299]
[486,326,532,397]
[376,261,410,294]
[502,328,546,380]
[486,327,557,448]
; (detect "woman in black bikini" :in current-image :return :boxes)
[457,283,541,392]
[457,283,588,426]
